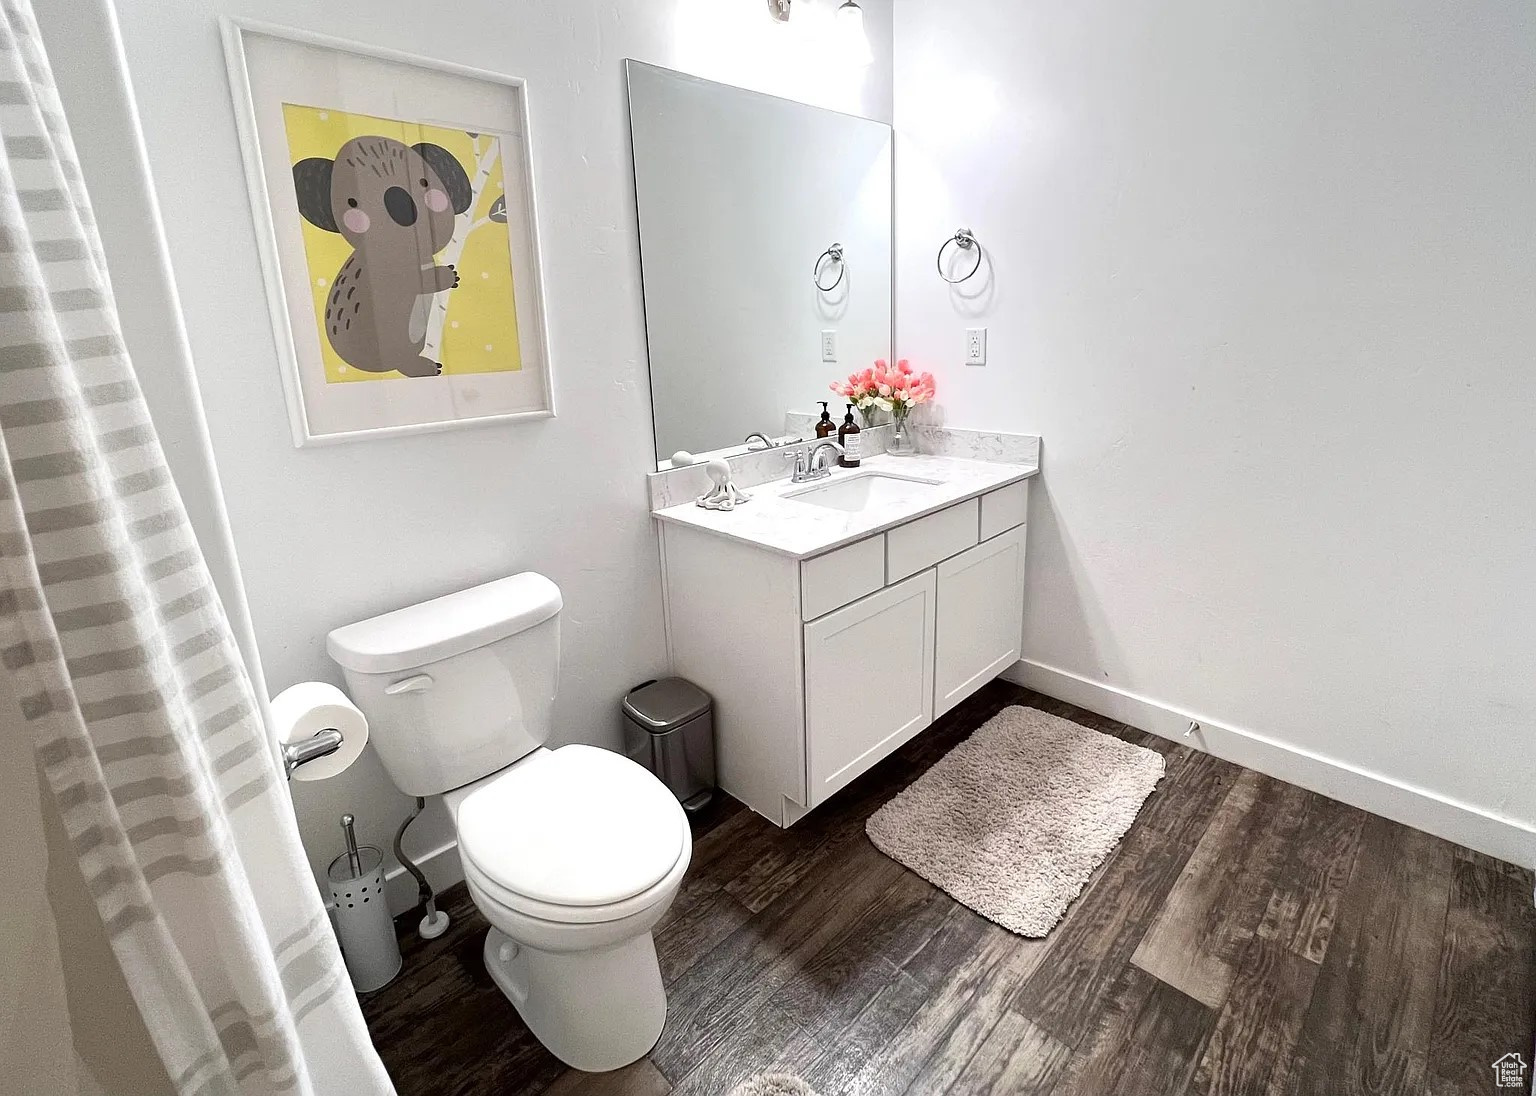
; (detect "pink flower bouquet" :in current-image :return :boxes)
[829,359,937,428]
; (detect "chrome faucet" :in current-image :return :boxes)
[744,432,776,450]
[791,440,843,483]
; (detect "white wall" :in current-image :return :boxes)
[96,0,891,898]
[630,62,892,460]
[895,0,1536,858]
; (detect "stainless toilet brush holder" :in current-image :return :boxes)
[328,814,401,992]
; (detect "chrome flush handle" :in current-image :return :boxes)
[384,673,434,695]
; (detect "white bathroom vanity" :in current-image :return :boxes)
[653,452,1038,826]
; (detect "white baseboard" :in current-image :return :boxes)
[382,837,464,916]
[1004,659,1536,868]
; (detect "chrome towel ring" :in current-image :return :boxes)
[936,228,983,284]
[814,243,845,292]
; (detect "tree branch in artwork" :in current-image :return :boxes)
[422,134,509,360]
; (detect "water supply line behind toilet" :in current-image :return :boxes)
[395,796,449,940]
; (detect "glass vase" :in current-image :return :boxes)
[887,413,917,456]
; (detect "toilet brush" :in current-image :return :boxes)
[394,796,450,940]
[328,814,401,991]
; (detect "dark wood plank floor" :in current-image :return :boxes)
[361,682,1536,1096]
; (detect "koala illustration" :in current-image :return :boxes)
[293,137,473,378]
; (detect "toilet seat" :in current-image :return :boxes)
[452,745,688,922]
[462,837,690,926]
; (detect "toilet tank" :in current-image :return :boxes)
[326,573,562,797]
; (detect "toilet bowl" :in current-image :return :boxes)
[326,573,692,1072]
[445,744,691,1071]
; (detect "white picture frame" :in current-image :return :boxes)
[221,19,555,447]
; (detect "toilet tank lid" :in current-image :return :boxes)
[326,573,561,675]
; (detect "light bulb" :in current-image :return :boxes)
[834,1,873,67]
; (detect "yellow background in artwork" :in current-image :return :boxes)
[281,103,522,383]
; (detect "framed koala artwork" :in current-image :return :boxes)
[222,21,555,446]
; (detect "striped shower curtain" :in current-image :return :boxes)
[0,3,393,1094]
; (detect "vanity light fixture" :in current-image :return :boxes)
[766,0,871,67]
[834,1,873,67]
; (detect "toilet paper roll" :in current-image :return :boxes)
[270,681,369,782]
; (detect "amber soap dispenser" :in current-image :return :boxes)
[814,401,836,438]
[837,404,861,468]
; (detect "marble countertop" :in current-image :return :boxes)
[652,452,1039,559]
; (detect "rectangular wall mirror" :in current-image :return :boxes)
[626,61,893,468]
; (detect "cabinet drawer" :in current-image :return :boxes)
[886,498,979,582]
[801,536,885,620]
[979,480,1030,541]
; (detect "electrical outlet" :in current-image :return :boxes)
[965,328,987,366]
[821,330,837,363]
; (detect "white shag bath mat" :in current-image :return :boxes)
[866,705,1165,937]
[726,1075,819,1096]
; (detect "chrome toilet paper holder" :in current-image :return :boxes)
[282,727,345,780]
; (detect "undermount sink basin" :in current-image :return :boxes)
[785,471,944,513]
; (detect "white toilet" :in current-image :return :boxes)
[326,573,691,1072]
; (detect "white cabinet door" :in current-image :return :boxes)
[934,525,1026,717]
[804,569,936,806]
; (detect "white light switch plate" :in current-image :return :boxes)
[965,328,987,366]
[821,330,837,362]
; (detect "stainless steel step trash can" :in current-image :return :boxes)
[623,678,715,811]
